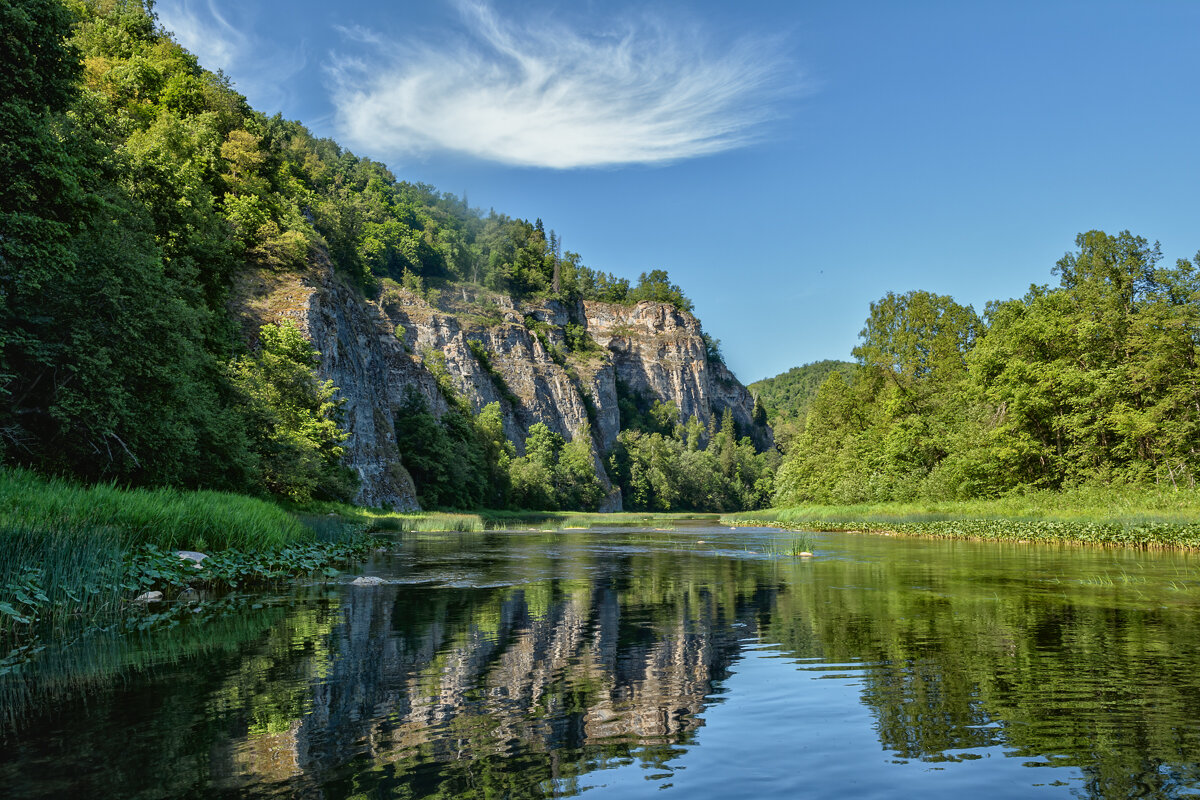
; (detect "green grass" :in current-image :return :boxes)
[292,500,718,533]
[0,468,310,551]
[477,510,714,530]
[723,486,1200,549]
[288,499,489,532]
[0,469,370,645]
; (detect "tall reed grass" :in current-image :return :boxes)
[0,469,310,551]
[0,469,345,643]
[479,510,707,530]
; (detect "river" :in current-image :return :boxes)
[3,521,1200,798]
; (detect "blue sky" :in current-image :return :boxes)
[155,0,1200,383]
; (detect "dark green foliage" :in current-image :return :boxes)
[626,269,694,312]
[750,360,858,452]
[230,322,356,503]
[0,0,257,488]
[507,422,605,511]
[702,332,724,365]
[777,231,1200,505]
[392,388,511,510]
[610,405,779,513]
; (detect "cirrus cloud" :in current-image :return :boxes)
[327,2,798,169]
[155,0,306,115]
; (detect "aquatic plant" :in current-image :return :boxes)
[726,516,1200,550]
[0,469,382,645]
[724,488,1200,550]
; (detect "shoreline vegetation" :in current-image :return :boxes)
[0,469,377,649]
[723,486,1200,549]
[6,467,1200,666]
[0,468,707,653]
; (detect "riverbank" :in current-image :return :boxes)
[0,469,382,645]
[302,501,717,532]
[724,486,1200,549]
[0,469,703,647]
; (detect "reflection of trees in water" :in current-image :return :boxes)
[7,536,1200,799]
[762,555,1200,798]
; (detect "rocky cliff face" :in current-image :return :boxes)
[585,300,773,452]
[232,261,770,510]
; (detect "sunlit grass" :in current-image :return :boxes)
[0,468,309,551]
[761,532,816,558]
[0,469,370,643]
[478,510,711,530]
[723,486,1200,549]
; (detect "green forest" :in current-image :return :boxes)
[0,0,773,513]
[766,230,1200,505]
[5,0,1199,517]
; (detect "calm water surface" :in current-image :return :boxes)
[4,523,1200,798]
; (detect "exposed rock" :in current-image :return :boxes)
[176,587,200,603]
[351,576,386,586]
[175,550,208,567]
[133,591,163,603]
[585,300,773,452]
[231,257,771,512]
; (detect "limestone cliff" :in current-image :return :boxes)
[585,300,773,452]
[231,260,770,510]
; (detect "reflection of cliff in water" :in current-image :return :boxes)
[11,532,1200,799]
[216,556,783,796]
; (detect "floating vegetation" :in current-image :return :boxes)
[1,536,381,647]
[0,469,383,648]
[725,516,1200,551]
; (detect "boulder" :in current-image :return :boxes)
[133,591,163,603]
[351,576,386,586]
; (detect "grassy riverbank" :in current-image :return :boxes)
[723,486,1200,549]
[300,501,716,532]
[0,469,378,645]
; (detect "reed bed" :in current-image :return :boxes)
[478,510,706,530]
[0,469,309,551]
[0,469,371,645]
[365,513,486,533]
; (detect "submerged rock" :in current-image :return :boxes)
[176,588,200,603]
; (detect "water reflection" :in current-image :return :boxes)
[3,527,1200,798]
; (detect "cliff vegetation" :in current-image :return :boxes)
[0,0,773,514]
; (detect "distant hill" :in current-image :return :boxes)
[749,360,857,448]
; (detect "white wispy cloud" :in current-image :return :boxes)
[327,1,797,169]
[154,0,305,114]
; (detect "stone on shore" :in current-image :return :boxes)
[175,550,208,569]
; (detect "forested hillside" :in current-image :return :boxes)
[749,360,856,450]
[774,230,1200,505]
[0,0,773,511]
